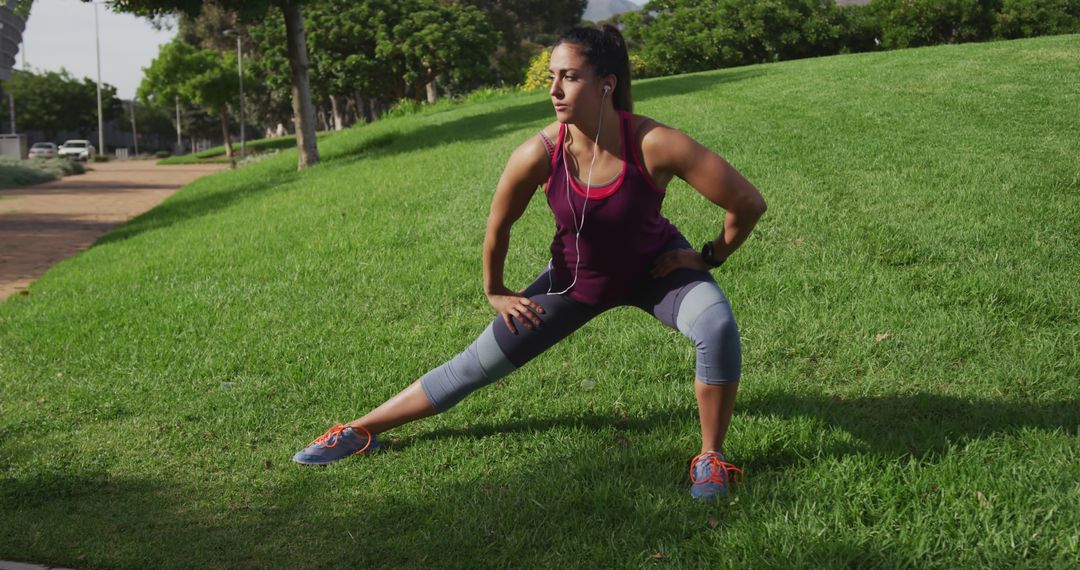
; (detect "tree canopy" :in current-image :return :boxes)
[139,39,243,159]
[4,69,121,140]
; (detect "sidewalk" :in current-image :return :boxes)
[0,160,228,302]
[0,561,77,570]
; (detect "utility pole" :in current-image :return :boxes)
[237,35,245,157]
[175,94,182,154]
[94,2,104,156]
[8,93,14,134]
[129,100,138,156]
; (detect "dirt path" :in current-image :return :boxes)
[0,160,229,302]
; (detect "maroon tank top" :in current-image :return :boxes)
[542,111,678,306]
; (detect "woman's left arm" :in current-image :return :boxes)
[646,125,767,278]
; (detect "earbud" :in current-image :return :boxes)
[602,85,611,94]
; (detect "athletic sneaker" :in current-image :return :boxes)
[689,450,743,501]
[293,423,379,466]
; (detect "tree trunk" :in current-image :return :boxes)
[329,95,344,131]
[356,92,373,123]
[426,74,437,104]
[218,104,235,165]
[280,0,319,170]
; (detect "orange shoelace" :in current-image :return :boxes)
[310,423,375,456]
[689,451,744,487]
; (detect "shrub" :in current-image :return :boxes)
[522,48,551,91]
[92,155,110,163]
[873,0,998,49]
[154,150,172,159]
[993,0,1080,38]
[837,3,883,53]
[0,157,83,189]
[629,53,663,79]
[383,98,425,119]
[622,0,852,76]
[463,86,520,103]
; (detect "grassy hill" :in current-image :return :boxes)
[1,35,1077,569]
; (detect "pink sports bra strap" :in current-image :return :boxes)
[538,130,555,158]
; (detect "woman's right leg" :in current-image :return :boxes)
[346,269,600,436]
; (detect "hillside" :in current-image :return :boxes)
[1,35,1077,569]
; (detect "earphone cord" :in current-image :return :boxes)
[547,91,607,296]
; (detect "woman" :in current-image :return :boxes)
[293,25,766,502]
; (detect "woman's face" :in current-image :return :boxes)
[549,43,608,123]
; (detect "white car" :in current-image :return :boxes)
[29,142,58,159]
[58,140,96,161]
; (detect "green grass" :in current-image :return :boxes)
[2,35,1078,569]
[157,136,307,165]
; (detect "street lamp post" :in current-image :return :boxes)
[129,100,138,156]
[223,29,246,157]
[236,35,245,157]
[94,2,104,157]
[175,94,182,154]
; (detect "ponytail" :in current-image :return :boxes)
[554,25,633,113]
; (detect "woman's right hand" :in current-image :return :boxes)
[486,286,545,335]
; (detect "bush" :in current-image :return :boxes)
[622,0,852,76]
[993,0,1080,38]
[0,157,84,189]
[873,0,998,49]
[154,150,172,159]
[629,53,663,79]
[463,86,519,103]
[522,48,551,91]
[383,98,426,119]
[92,155,110,163]
[837,3,883,53]
[47,157,85,175]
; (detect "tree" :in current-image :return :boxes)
[459,0,586,85]
[379,0,499,101]
[3,69,121,140]
[993,0,1080,38]
[871,0,999,49]
[624,0,850,75]
[251,0,497,128]
[104,0,320,170]
[139,39,242,161]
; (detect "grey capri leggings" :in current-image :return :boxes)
[420,233,741,412]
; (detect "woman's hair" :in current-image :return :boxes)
[553,25,633,113]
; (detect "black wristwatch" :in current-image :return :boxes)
[700,241,725,268]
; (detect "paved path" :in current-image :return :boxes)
[0,160,228,302]
[0,561,76,570]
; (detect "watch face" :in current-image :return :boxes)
[702,243,720,267]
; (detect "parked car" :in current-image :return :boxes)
[58,140,95,161]
[29,142,58,159]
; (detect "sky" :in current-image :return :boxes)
[20,0,177,100]
[18,0,647,101]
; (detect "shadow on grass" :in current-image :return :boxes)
[90,70,760,248]
[1,391,1074,568]
[321,68,763,169]
[93,169,298,247]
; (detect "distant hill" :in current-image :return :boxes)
[583,0,643,23]
[584,1,869,24]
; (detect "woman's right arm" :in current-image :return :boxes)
[483,133,553,334]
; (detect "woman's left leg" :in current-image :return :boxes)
[627,237,743,499]
[630,270,742,453]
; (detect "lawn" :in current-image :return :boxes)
[1,35,1078,569]
[156,135,308,165]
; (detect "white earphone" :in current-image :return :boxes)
[546,83,611,296]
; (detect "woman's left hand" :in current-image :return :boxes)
[650,248,712,278]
